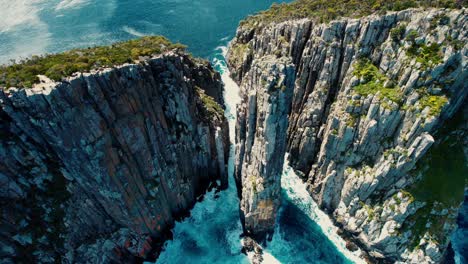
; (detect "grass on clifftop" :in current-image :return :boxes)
[240,0,465,28]
[0,36,186,88]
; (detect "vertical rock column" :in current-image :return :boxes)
[234,56,295,241]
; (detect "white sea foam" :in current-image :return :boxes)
[156,44,367,264]
[55,0,89,11]
[263,156,365,264]
[214,45,241,135]
[155,46,248,264]
[122,26,146,37]
[0,0,51,63]
[215,44,362,263]
[0,0,44,33]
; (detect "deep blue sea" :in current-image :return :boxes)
[0,1,464,264]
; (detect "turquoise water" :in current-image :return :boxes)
[0,1,364,263]
[155,53,360,263]
[0,0,287,63]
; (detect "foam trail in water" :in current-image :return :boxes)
[55,0,89,11]
[262,155,365,264]
[122,26,146,37]
[0,0,51,63]
[0,0,44,32]
[212,45,241,132]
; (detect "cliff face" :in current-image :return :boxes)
[0,52,229,263]
[228,7,467,263]
[234,56,295,241]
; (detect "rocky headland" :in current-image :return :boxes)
[1,2,467,263]
[0,38,229,263]
[227,2,467,263]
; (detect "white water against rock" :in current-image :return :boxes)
[155,46,248,264]
[263,156,365,264]
[1,1,465,263]
[155,45,362,264]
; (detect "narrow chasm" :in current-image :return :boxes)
[1,2,467,264]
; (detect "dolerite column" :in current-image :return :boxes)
[235,55,294,242]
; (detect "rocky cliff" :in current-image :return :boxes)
[228,6,467,263]
[0,50,229,263]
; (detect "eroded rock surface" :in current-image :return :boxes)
[0,51,229,263]
[228,8,467,263]
[233,55,295,241]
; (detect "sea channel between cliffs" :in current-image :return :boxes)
[154,46,363,264]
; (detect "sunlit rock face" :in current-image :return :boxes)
[0,52,229,263]
[228,7,467,263]
[232,55,295,241]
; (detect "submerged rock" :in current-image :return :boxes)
[242,236,264,264]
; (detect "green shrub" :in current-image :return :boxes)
[390,24,406,42]
[0,36,186,88]
[229,43,250,65]
[401,190,415,203]
[418,92,448,116]
[352,58,402,104]
[431,13,450,28]
[195,87,224,119]
[407,42,443,69]
[406,29,419,43]
[451,39,463,51]
[401,112,467,248]
[405,28,443,70]
[446,34,463,51]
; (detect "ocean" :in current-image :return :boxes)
[0,1,463,263]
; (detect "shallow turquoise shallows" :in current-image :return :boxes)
[0,1,356,263]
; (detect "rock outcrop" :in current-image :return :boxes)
[228,7,467,263]
[0,51,229,263]
[233,55,295,241]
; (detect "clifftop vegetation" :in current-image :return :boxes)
[240,0,466,28]
[0,36,186,89]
